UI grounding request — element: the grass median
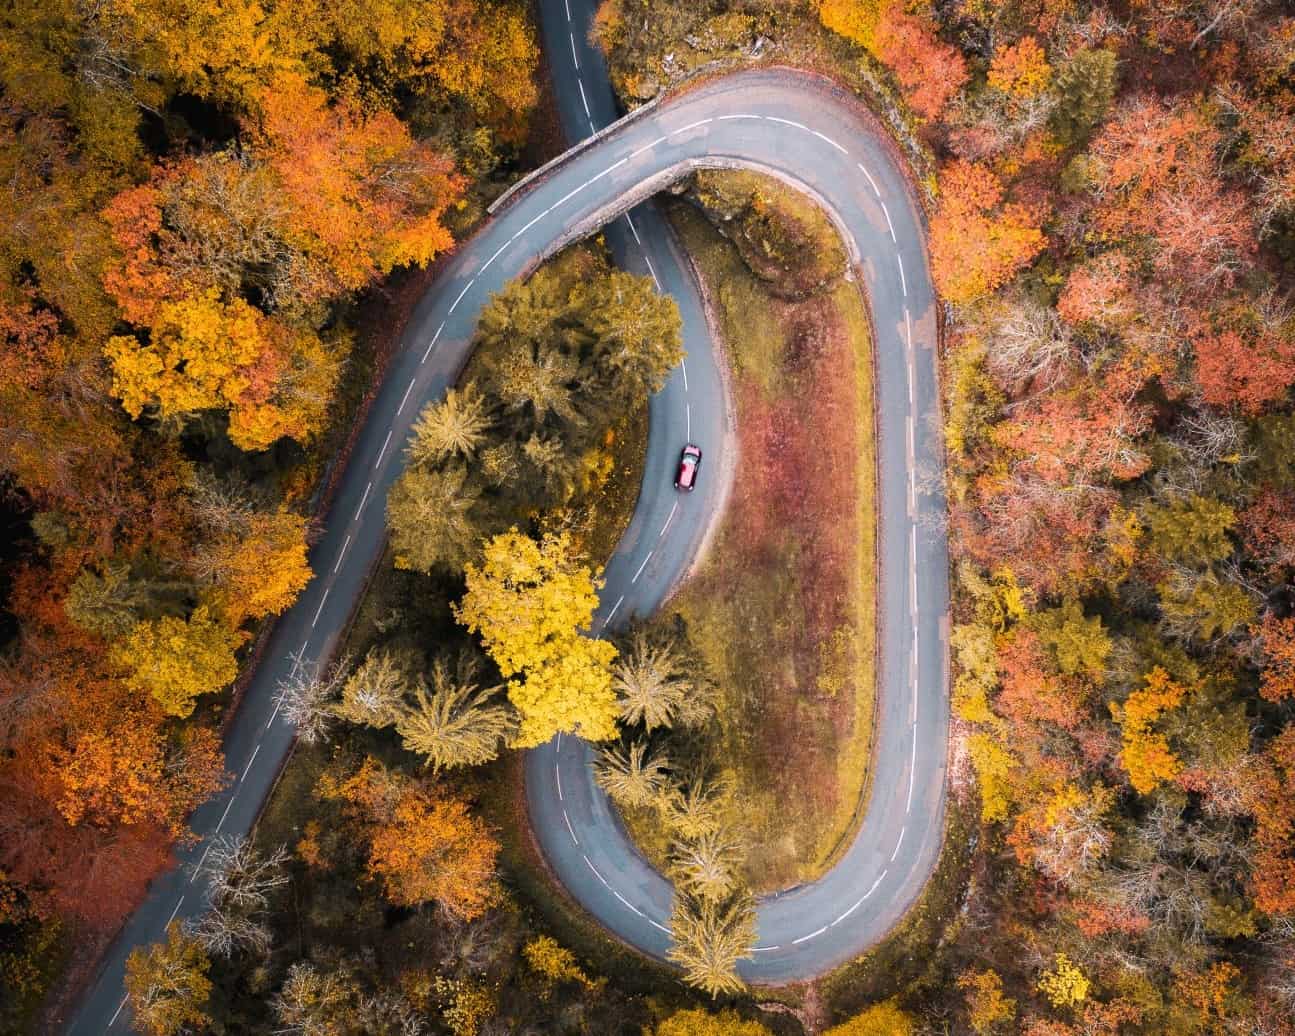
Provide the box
[617,194,878,894]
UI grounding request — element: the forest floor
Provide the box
[620,200,878,894]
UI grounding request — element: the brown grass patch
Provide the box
[662,199,877,892]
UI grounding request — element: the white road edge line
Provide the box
[890,826,906,862]
[643,254,661,290]
[563,808,578,845]
[857,162,881,197]
[333,535,351,573]
[717,113,762,121]
[632,550,653,583]
[166,895,185,925]
[881,201,897,242]
[625,213,642,244]
[564,0,570,19]
[792,925,828,945]
[311,587,330,629]
[241,744,261,782]
[354,481,372,522]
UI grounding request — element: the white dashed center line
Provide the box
[881,201,896,242]
[686,403,692,439]
[376,429,393,467]
[397,377,416,415]
[792,925,828,945]
[890,826,906,862]
[632,550,653,583]
[896,252,907,296]
[680,358,688,391]
[569,33,580,70]
[563,809,578,845]
[333,534,351,573]
[241,745,261,782]
[578,79,591,119]
[555,763,563,801]
[660,500,679,538]
[354,481,372,522]
[110,995,128,1028]
[214,791,238,834]
[422,321,445,364]
[310,587,330,629]
[857,162,881,198]
[604,594,625,628]
[813,129,849,155]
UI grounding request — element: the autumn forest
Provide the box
[3,0,1295,1034]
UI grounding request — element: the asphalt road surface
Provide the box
[68,37,948,1036]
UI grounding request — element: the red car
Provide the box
[675,444,702,491]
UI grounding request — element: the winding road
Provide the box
[67,9,948,1032]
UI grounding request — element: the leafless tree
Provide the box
[188,836,289,957]
[274,650,349,744]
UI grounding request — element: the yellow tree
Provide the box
[105,288,338,451]
[1110,667,1186,794]
[653,1008,772,1036]
[824,1000,915,1036]
[454,529,618,747]
[124,921,212,1036]
[111,606,243,717]
[201,509,313,625]
[958,968,1017,1034]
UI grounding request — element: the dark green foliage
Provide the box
[1048,48,1118,146]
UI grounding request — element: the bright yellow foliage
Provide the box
[1038,953,1090,1009]
[522,935,597,990]
[455,529,619,747]
[653,1008,773,1036]
[111,606,243,717]
[958,968,1017,1034]
[204,510,312,625]
[106,289,263,422]
[105,288,337,451]
[988,37,1052,98]
[817,0,884,54]
[967,731,1016,822]
[824,999,916,1036]
[1111,667,1185,794]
